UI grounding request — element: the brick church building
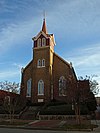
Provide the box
[20,19,90,105]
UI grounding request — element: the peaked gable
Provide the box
[32,31,48,41]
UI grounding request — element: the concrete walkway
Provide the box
[91,120,100,132]
[27,120,63,129]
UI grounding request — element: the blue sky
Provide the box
[0,0,100,92]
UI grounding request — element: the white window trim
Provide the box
[42,38,46,46]
[37,38,41,47]
[37,59,41,67]
[38,80,44,95]
[37,59,45,68]
[42,59,45,67]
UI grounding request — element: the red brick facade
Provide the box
[0,90,19,105]
[20,19,88,104]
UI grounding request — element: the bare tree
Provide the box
[0,81,19,93]
[67,77,96,124]
[79,75,99,95]
[0,81,20,123]
[3,95,20,123]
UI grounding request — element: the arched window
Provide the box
[42,59,45,67]
[38,80,44,95]
[42,38,46,46]
[37,59,41,67]
[59,76,66,96]
[37,38,41,47]
[27,78,32,97]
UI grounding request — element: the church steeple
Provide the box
[42,18,48,34]
[32,17,55,49]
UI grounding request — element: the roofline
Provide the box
[32,31,48,41]
[54,53,70,67]
[71,67,77,80]
[23,60,33,72]
[54,53,77,80]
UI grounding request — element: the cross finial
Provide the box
[42,11,47,34]
[43,10,46,20]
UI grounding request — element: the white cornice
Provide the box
[33,45,50,50]
[32,31,48,41]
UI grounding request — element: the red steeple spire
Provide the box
[42,18,48,34]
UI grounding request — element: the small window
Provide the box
[37,59,41,67]
[38,80,44,95]
[37,38,41,47]
[42,59,45,67]
[42,38,46,46]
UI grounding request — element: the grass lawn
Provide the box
[0,119,33,125]
[63,123,98,130]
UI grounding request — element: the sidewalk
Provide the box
[0,120,66,131]
[26,120,65,130]
[0,120,99,131]
[24,120,92,131]
[91,120,100,132]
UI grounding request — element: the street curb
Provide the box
[0,125,92,131]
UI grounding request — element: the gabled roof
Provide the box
[23,60,33,72]
[32,31,48,41]
[54,53,77,80]
[32,18,48,41]
[54,53,70,67]
[32,19,56,45]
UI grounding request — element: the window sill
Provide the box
[38,94,44,96]
[26,96,31,97]
[37,66,45,68]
